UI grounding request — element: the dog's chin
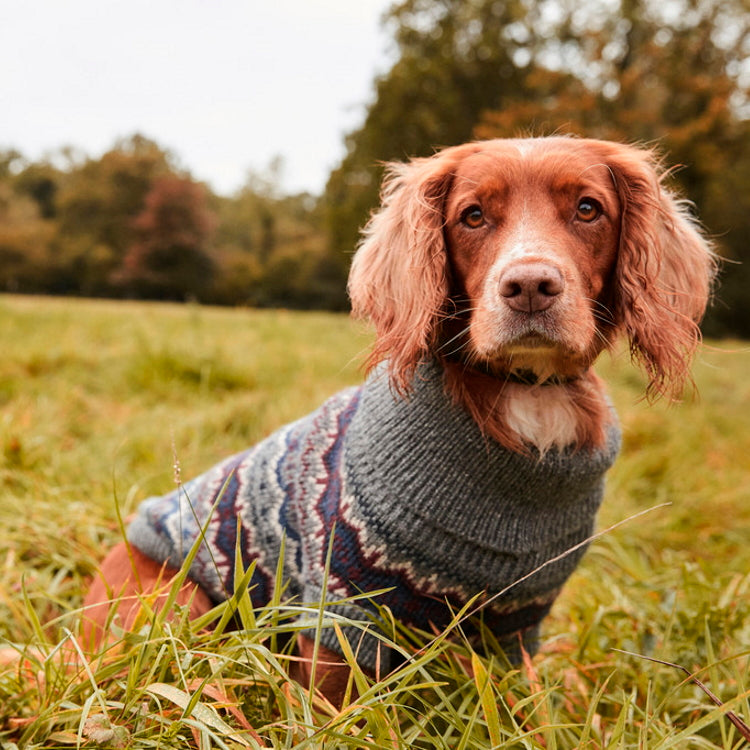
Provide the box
[472,313,579,353]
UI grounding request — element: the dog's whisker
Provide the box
[436,327,472,355]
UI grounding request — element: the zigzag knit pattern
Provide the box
[127,360,621,670]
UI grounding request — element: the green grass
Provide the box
[0,294,748,748]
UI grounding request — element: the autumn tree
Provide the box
[53,134,177,295]
[213,188,338,309]
[0,152,60,292]
[115,176,216,301]
[210,158,339,309]
[0,181,56,292]
[14,161,61,220]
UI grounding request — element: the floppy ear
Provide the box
[348,147,467,391]
[608,144,717,399]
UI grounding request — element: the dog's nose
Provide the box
[498,263,565,313]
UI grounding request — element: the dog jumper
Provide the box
[127,360,621,669]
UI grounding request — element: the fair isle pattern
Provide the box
[128,386,361,608]
[128,361,621,669]
[314,457,564,644]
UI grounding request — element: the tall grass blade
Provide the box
[614,649,750,742]
[472,652,503,747]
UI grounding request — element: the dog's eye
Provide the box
[461,206,485,228]
[576,198,602,222]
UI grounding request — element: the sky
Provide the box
[2,0,395,196]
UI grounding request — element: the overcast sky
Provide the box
[2,0,395,195]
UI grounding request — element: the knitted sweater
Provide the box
[127,361,621,669]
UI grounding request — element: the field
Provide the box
[0,294,748,748]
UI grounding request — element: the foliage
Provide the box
[211,180,348,310]
[0,140,339,309]
[0,296,748,746]
[114,176,217,301]
[52,135,176,297]
[0,184,56,293]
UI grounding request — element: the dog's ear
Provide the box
[348,147,466,391]
[607,144,717,399]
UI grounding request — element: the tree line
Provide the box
[0,136,344,310]
[1,0,748,335]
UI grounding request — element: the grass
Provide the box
[0,293,749,748]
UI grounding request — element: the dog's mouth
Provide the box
[498,327,573,360]
[443,306,594,380]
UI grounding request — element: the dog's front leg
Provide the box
[81,542,214,647]
[82,544,357,705]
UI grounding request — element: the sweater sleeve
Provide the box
[126,449,252,602]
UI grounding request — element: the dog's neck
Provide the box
[440,357,609,454]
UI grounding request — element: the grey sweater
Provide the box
[128,360,621,669]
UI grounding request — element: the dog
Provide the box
[82,137,715,704]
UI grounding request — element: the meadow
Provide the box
[0,294,748,748]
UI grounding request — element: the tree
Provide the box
[14,162,61,220]
[0,152,59,292]
[115,176,216,301]
[213,162,286,263]
[0,182,56,292]
[53,134,177,295]
[0,149,24,179]
[212,162,336,308]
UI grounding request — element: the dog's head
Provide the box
[348,137,716,397]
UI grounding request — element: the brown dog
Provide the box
[83,137,715,704]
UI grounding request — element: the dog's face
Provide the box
[443,141,622,380]
[349,137,715,399]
